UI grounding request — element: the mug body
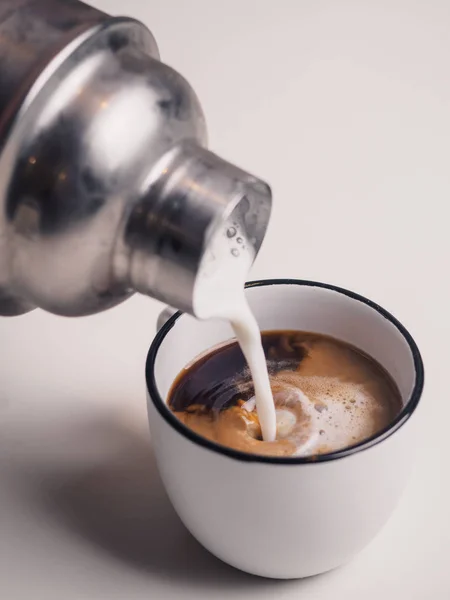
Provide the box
[146,280,424,579]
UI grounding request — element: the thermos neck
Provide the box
[119,141,272,316]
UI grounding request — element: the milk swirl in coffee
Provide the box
[169,331,403,457]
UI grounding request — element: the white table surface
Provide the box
[0,1,448,598]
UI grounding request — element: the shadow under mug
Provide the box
[146,279,424,579]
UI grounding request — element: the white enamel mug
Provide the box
[146,280,424,579]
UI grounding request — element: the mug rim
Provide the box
[146,279,424,464]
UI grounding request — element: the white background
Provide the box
[0,0,448,598]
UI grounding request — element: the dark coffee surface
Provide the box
[169,331,309,412]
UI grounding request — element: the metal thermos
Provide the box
[0,0,271,317]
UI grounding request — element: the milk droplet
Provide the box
[227,227,237,238]
[231,248,240,257]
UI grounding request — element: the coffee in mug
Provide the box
[169,330,402,457]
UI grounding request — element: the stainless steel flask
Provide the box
[0,0,271,317]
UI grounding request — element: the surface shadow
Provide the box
[17,415,297,590]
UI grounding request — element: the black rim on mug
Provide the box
[146,279,425,464]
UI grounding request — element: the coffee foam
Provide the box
[243,372,392,455]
